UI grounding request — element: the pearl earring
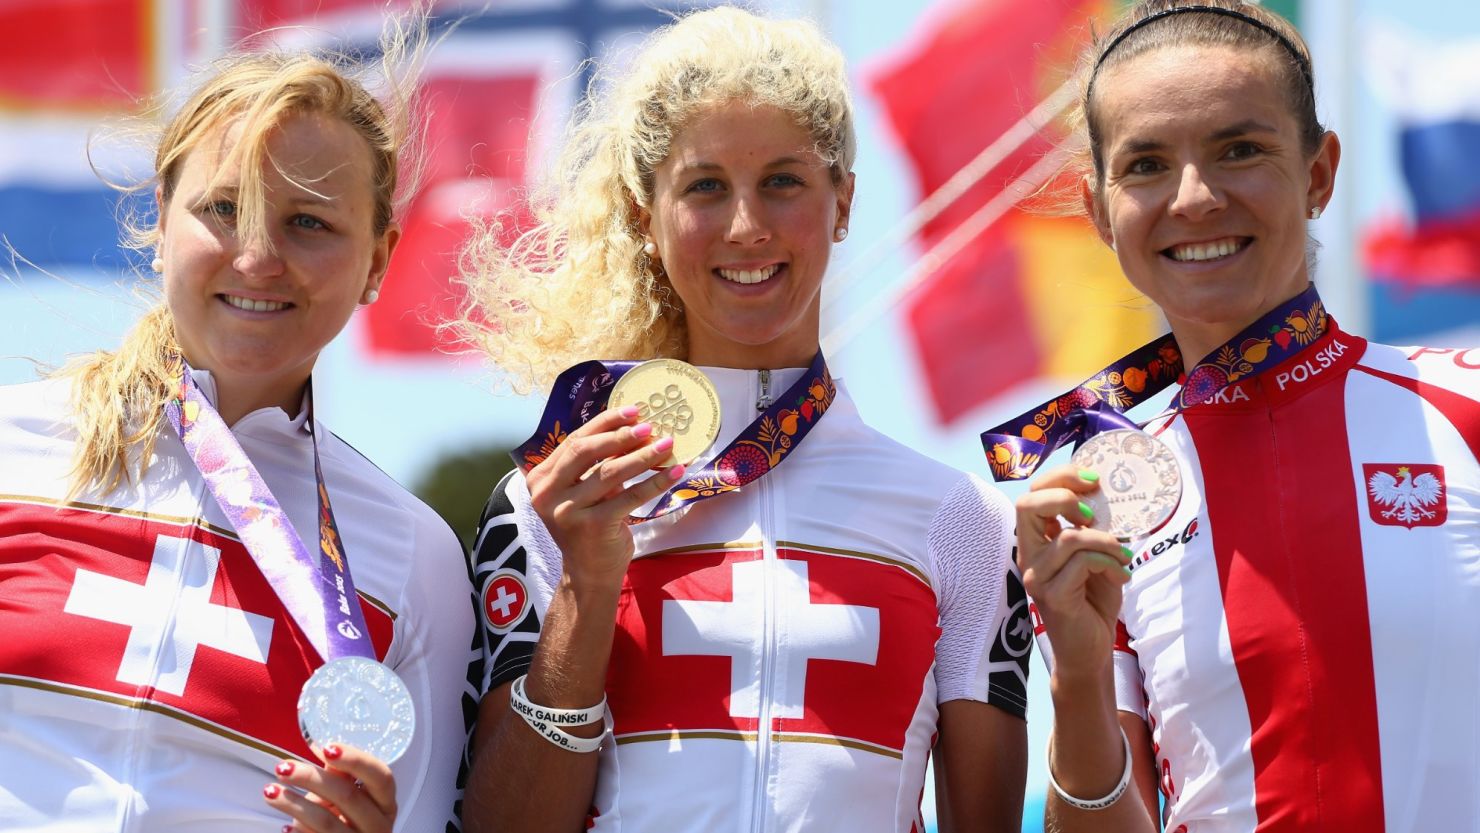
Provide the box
[1309,206,1322,221]
[363,289,380,305]
[151,258,164,273]
[834,227,848,242]
[642,241,657,257]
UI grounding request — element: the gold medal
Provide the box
[608,359,721,466]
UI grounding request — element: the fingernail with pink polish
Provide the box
[632,422,654,439]
[263,783,282,800]
[620,405,640,419]
[668,464,687,481]
[653,436,674,452]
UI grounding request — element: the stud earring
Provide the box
[834,227,848,242]
[151,258,164,273]
[642,241,657,257]
[363,289,380,305]
[1309,206,1322,221]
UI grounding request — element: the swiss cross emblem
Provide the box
[606,546,941,755]
[483,571,529,632]
[1364,463,1447,528]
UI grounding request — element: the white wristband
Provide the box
[1046,725,1133,811]
[510,675,605,754]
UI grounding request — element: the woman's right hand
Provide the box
[525,405,685,590]
[1015,465,1133,680]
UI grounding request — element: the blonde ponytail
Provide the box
[53,305,180,499]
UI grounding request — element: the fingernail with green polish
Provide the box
[1121,545,1134,561]
[1078,501,1094,520]
[1079,469,1100,483]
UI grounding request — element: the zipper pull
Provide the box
[757,369,772,412]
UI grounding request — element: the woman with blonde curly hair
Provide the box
[0,15,472,833]
[459,7,1029,832]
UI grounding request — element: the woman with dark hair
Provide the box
[1005,2,1480,831]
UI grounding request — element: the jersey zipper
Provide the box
[751,368,778,833]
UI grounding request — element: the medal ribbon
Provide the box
[164,360,373,663]
[513,352,836,520]
[980,285,1329,481]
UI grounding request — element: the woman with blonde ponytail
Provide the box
[0,14,472,833]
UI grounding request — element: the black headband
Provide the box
[1090,5,1315,96]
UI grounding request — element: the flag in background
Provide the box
[867,0,1162,426]
[1362,30,1480,342]
[0,0,163,271]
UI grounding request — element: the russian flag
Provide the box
[1362,30,1480,340]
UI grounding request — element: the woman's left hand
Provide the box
[264,743,397,832]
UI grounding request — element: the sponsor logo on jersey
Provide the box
[0,500,394,758]
[606,545,939,756]
[1129,518,1200,570]
[482,571,530,633]
[1363,463,1447,528]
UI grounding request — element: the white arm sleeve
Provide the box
[930,473,1031,718]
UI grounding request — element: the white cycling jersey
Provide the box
[0,371,476,832]
[471,366,1030,833]
[1038,325,1480,832]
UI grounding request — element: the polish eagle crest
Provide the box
[1366,465,1446,528]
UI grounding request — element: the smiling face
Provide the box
[159,111,397,419]
[1086,45,1338,361]
[642,100,853,369]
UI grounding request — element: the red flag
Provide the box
[367,73,540,355]
[869,0,1156,424]
[0,0,150,109]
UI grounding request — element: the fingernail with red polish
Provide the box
[667,464,686,481]
[324,744,343,760]
[263,783,282,800]
[620,405,640,419]
[275,760,294,777]
[283,825,295,833]
[632,422,654,439]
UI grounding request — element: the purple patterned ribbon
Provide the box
[164,362,373,663]
[981,285,1329,481]
[514,352,836,520]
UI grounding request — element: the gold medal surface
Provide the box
[608,359,721,466]
[1070,429,1183,542]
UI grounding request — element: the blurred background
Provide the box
[1,0,1476,828]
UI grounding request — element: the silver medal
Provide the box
[1071,429,1183,541]
[298,656,415,764]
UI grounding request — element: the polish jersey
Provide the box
[1092,326,1479,832]
[0,372,477,832]
[471,366,1030,833]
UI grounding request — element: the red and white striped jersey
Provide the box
[1104,326,1480,832]
[471,367,1030,833]
[0,373,475,832]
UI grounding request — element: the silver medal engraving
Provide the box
[1070,429,1183,541]
[298,656,415,764]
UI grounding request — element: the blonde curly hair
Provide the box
[53,13,426,499]
[453,5,855,393]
